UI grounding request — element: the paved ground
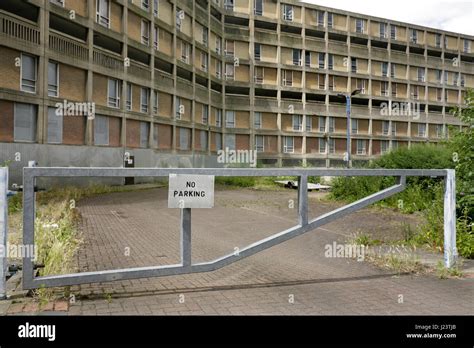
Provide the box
[59,187,472,315]
[3,186,473,315]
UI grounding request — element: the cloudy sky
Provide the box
[301,0,474,35]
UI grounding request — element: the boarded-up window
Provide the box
[140,121,149,148]
[47,107,63,144]
[200,131,208,151]
[225,134,235,150]
[94,115,109,145]
[14,103,37,142]
[179,127,190,150]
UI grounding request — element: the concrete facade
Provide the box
[0,0,473,179]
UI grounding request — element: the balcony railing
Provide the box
[49,32,88,61]
[0,11,40,45]
[93,48,124,71]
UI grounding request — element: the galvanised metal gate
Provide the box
[20,167,457,290]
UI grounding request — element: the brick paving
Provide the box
[6,187,473,315]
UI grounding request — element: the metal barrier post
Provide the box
[181,208,192,267]
[0,167,8,299]
[298,175,308,226]
[444,169,457,268]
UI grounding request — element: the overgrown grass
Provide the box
[329,144,474,259]
[8,183,164,302]
[215,176,322,190]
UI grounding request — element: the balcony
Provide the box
[49,31,88,61]
[0,11,40,45]
[93,47,123,71]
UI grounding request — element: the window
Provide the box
[224,0,234,10]
[47,107,62,144]
[225,134,235,150]
[153,90,158,114]
[225,40,234,57]
[14,103,37,142]
[179,128,190,150]
[215,133,222,151]
[96,0,110,27]
[328,76,334,91]
[351,119,358,134]
[391,122,397,136]
[392,141,399,149]
[319,53,325,69]
[254,0,263,16]
[444,71,449,85]
[453,72,459,86]
[410,29,418,44]
[216,60,222,79]
[283,136,294,153]
[225,63,235,80]
[255,66,264,83]
[180,40,191,63]
[356,79,366,94]
[381,81,388,96]
[94,115,109,146]
[327,54,333,70]
[176,8,184,31]
[328,117,335,133]
[412,85,419,100]
[282,4,294,21]
[254,112,262,129]
[306,116,312,132]
[436,124,444,138]
[318,116,325,132]
[355,19,364,33]
[464,39,471,53]
[141,20,150,46]
[140,88,149,113]
[356,139,366,155]
[436,88,442,102]
[390,64,396,78]
[21,54,37,93]
[460,74,465,87]
[418,67,425,82]
[436,70,442,83]
[282,70,293,86]
[175,97,183,119]
[319,138,326,154]
[153,0,159,17]
[153,25,159,50]
[226,111,235,128]
[417,124,426,137]
[328,138,335,154]
[327,13,333,28]
[444,36,448,49]
[48,62,58,97]
[202,27,208,46]
[255,135,264,152]
[317,10,324,27]
[142,0,149,11]
[50,0,65,6]
[390,25,397,40]
[351,57,357,73]
[305,51,311,67]
[107,79,120,108]
[140,122,149,148]
[380,23,387,38]
[382,121,390,135]
[202,105,209,124]
[254,43,261,61]
[201,52,208,71]
[381,140,389,154]
[381,62,388,77]
[293,49,302,66]
[126,83,132,111]
[216,36,222,55]
[435,33,441,48]
[392,83,398,97]
[216,109,222,127]
[318,74,325,89]
[292,115,302,131]
[200,131,208,151]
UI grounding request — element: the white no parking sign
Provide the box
[168,174,215,209]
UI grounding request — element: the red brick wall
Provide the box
[0,100,14,142]
[126,119,140,148]
[63,116,86,145]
